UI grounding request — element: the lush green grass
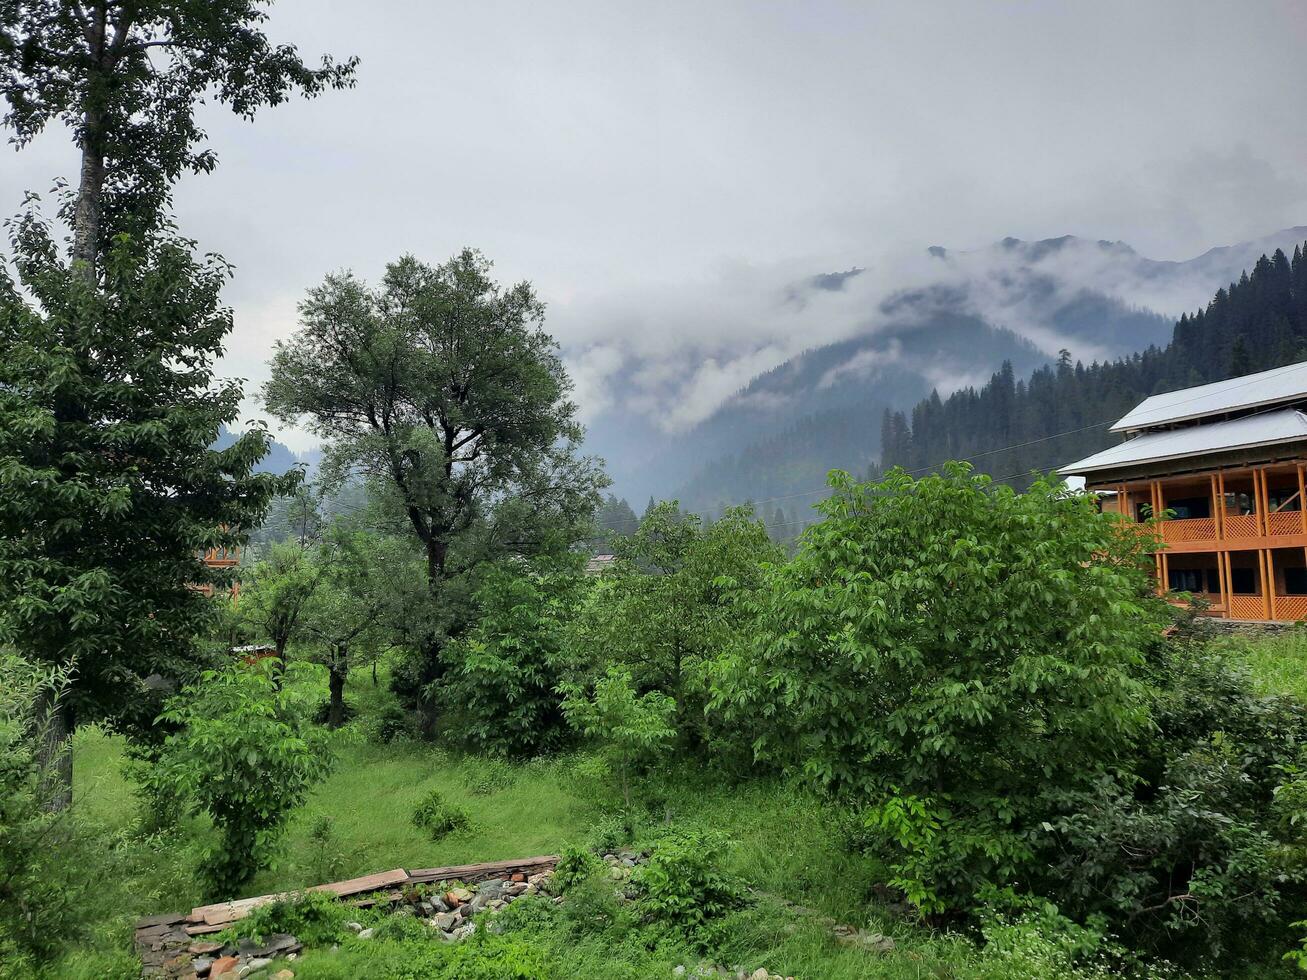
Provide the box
[51,634,1307,978]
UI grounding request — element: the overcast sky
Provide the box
[4,0,1306,449]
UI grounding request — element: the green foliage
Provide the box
[462,757,516,796]
[1034,636,1307,964]
[441,557,590,755]
[0,0,356,261]
[632,831,746,933]
[154,660,336,895]
[0,218,295,756]
[562,667,676,810]
[0,652,81,967]
[235,540,323,658]
[567,503,780,749]
[553,845,603,892]
[229,890,354,948]
[264,250,608,726]
[411,789,471,841]
[290,928,556,980]
[717,465,1166,915]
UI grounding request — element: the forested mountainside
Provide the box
[880,241,1307,485]
[630,228,1307,514]
[214,423,305,475]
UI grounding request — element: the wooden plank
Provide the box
[188,868,410,926]
[407,855,558,884]
[135,912,186,930]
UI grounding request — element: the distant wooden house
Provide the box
[1061,360,1307,620]
[584,554,618,576]
[197,544,240,598]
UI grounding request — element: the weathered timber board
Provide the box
[187,867,410,926]
[406,854,558,884]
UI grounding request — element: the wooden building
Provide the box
[1061,361,1307,621]
[198,544,240,597]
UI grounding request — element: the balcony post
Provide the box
[1210,473,1223,539]
[1255,469,1269,537]
[1216,537,1229,615]
[1298,464,1306,535]
[1261,549,1274,620]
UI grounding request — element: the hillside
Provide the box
[582,227,1307,512]
[881,239,1307,485]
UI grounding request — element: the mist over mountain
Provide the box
[577,226,1307,511]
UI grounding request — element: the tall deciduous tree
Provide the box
[0,219,294,808]
[264,250,608,729]
[0,0,357,277]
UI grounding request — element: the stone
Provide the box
[751,971,769,980]
[192,957,215,976]
[488,899,506,910]
[511,873,526,882]
[189,942,224,956]
[524,883,538,896]
[271,973,295,980]
[478,878,507,899]
[417,901,434,915]
[239,959,272,978]
[210,957,239,977]
[622,857,636,867]
[344,921,363,934]
[609,866,628,880]
[446,887,473,905]
[433,912,459,932]
[429,895,451,913]
[674,967,687,977]
[458,901,475,919]
[504,882,528,896]
[357,928,374,940]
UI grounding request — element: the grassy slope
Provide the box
[57,632,1307,978]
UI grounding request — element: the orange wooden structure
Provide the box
[1062,362,1307,621]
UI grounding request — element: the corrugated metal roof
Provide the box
[1061,408,1307,476]
[1111,360,1307,432]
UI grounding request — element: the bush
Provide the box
[440,558,588,757]
[229,890,354,947]
[154,659,336,895]
[561,667,676,811]
[552,845,603,892]
[716,466,1166,915]
[631,830,746,931]
[1031,637,1307,964]
[411,789,471,841]
[0,653,81,968]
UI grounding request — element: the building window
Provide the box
[1284,568,1307,595]
[1230,567,1258,594]
[1167,496,1211,520]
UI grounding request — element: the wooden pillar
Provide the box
[1223,551,1234,619]
[1260,549,1274,620]
[1210,473,1222,539]
[1298,464,1306,534]
[1256,469,1269,537]
[1215,539,1229,615]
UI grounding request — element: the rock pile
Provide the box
[386,868,556,942]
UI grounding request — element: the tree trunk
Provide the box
[371,660,378,685]
[34,689,73,812]
[327,662,347,729]
[72,110,106,279]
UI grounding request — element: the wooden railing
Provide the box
[1159,518,1217,543]
[1221,514,1259,539]
[1274,596,1307,621]
[1267,511,1304,536]
[1228,595,1267,619]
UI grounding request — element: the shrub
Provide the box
[0,653,81,967]
[631,830,746,931]
[584,812,631,854]
[552,845,603,892]
[715,466,1166,915]
[230,890,354,947]
[1032,638,1307,964]
[411,789,471,841]
[154,659,336,895]
[561,667,676,811]
[440,558,589,757]
[304,815,352,885]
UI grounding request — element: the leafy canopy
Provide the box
[717,464,1167,912]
